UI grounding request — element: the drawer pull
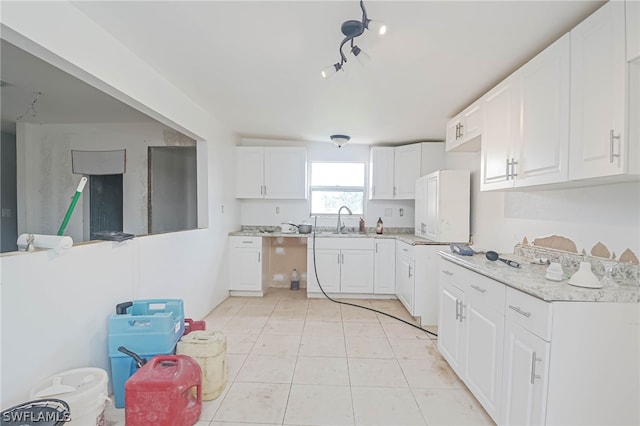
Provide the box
[442,270,454,276]
[530,352,542,384]
[508,305,531,318]
[242,240,254,244]
[470,285,486,293]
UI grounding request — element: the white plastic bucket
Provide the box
[177,330,227,400]
[29,368,109,426]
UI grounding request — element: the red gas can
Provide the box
[125,355,202,426]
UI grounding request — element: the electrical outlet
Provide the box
[384,208,392,217]
[276,206,280,214]
[399,208,404,217]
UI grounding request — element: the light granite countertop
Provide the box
[438,250,639,303]
[228,229,456,246]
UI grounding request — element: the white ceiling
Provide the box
[3,1,605,145]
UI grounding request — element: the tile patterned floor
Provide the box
[105,288,494,426]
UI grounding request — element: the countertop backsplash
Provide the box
[515,243,639,286]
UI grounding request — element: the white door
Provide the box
[263,147,307,199]
[340,249,375,293]
[230,246,262,291]
[464,300,504,421]
[369,147,395,199]
[309,249,341,293]
[438,280,465,377]
[424,173,439,241]
[517,33,570,187]
[501,322,550,426]
[374,240,396,294]
[481,74,520,191]
[235,147,264,198]
[569,1,627,179]
[394,144,422,199]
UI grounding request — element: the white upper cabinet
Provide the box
[569,1,629,180]
[236,146,307,199]
[394,143,423,199]
[369,147,395,199]
[517,33,571,187]
[370,142,444,200]
[446,101,482,152]
[481,34,570,191]
[627,0,640,61]
[481,72,521,191]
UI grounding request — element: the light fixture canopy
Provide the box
[330,134,351,148]
[321,0,386,78]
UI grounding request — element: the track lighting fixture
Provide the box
[330,134,351,148]
[321,0,386,78]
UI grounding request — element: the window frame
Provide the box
[309,161,366,216]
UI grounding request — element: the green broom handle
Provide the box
[57,176,88,236]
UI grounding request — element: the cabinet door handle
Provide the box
[506,158,511,180]
[375,243,378,254]
[530,352,542,384]
[455,123,460,139]
[508,305,531,318]
[338,253,341,264]
[455,299,460,321]
[442,270,453,276]
[258,252,261,262]
[470,284,486,293]
[610,129,621,163]
[393,186,397,196]
[341,253,344,264]
[511,158,518,178]
[408,265,413,278]
[459,123,464,138]
[260,185,263,195]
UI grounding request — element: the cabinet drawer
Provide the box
[466,273,506,314]
[396,242,414,259]
[439,260,473,287]
[231,236,262,247]
[311,237,374,250]
[505,287,553,341]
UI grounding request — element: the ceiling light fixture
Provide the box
[321,0,386,79]
[330,134,351,148]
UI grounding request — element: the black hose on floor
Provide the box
[311,216,437,338]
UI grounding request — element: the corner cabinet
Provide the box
[235,146,307,199]
[229,236,266,295]
[369,142,445,200]
[569,1,635,180]
[438,257,639,425]
[415,170,470,243]
[306,238,374,295]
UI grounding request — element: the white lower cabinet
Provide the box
[374,239,396,294]
[438,257,640,425]
[395,242,415,313]
[501,320,549,426]
[229,236,265,295]
[306,238,374,294]
[397,243,449,327]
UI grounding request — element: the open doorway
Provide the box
[148,146,197,234]
[89,174,123,240]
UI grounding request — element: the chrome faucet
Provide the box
[336,205,353,234]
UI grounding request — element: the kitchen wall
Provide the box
[16,122,184,242]
[446,151,640,258]
[0,2,240,407]
[238,138,418,230]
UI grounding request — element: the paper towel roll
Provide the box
[17,234,74,251]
